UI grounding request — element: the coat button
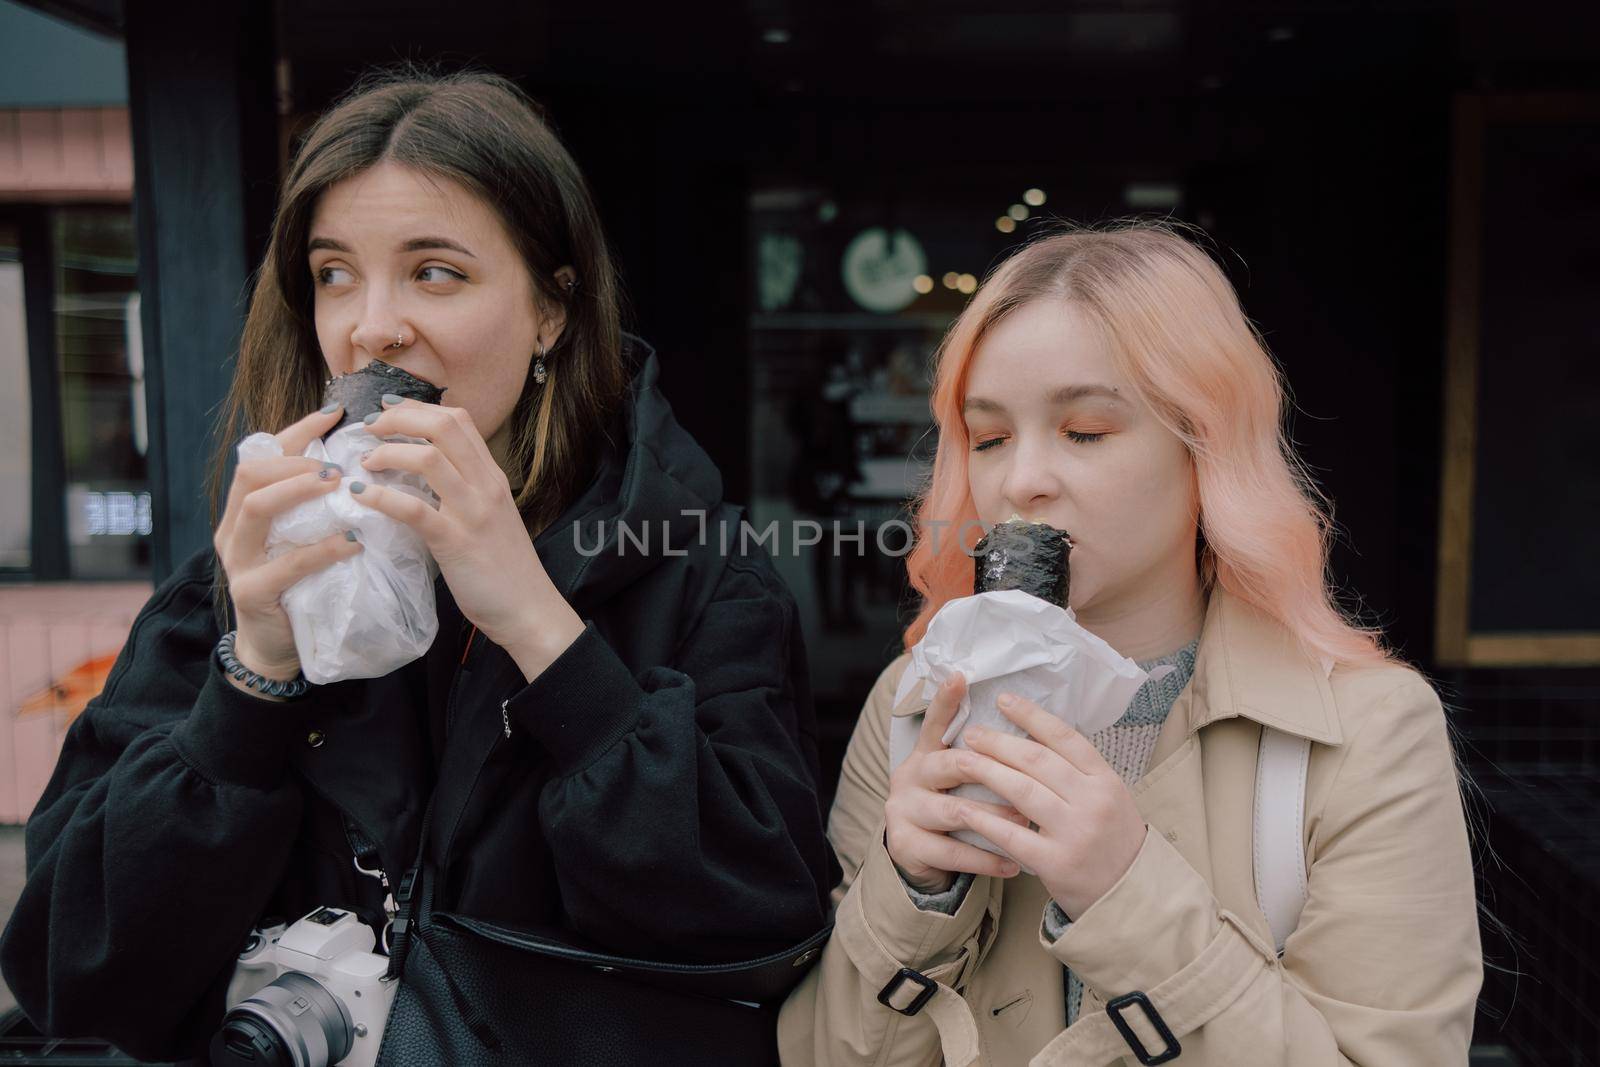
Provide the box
[306,729,326,748]
[793,948,820,967]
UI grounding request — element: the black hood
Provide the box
[531,336,728,612]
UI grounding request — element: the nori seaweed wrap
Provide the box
[322,361,445,435]
[973,515,1073,608]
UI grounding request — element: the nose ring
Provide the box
[389,332,405,350]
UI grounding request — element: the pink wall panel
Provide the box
[0,583,151,824]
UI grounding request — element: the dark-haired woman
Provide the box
[0,70,832,1060]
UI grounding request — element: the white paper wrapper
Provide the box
[236,423,439,684]
[888,589,1163,865]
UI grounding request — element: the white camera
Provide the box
[210,907,397,1067]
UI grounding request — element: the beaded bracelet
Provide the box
[216,630,313,699]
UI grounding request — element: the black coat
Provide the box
[0,345,835,1062]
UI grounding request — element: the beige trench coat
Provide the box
[779,586,1482,1066]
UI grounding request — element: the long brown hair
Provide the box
[208,66,628,630]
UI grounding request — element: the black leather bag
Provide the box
[373,856,831,1066]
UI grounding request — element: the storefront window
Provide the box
[749,188,976,705]
[749,181,1078,713]
[0,220,28,571]
[53,209,148,578]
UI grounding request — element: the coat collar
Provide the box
[1178,585,1344,746]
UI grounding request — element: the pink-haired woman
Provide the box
[780,223,1482,1066]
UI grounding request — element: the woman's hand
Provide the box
[956,693,1149,920]
[216,403,364,688]
[351,397,584,681]
[884,672,1030,893]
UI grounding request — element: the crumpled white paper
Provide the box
[236,422,439,685]
[888,589,1169,863]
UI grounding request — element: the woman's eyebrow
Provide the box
[399,236,476,257]
[963,384,1128,414]
[306,236,477,258]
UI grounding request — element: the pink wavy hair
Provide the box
[901,221,1391,670]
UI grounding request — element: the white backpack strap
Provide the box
[1253,725,1311,957]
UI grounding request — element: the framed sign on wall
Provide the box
[1435,92,1600,667]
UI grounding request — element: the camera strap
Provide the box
[382,795,504,1051]
[384,796,433,981]
[345,819,398,920]
[385,655,505,980]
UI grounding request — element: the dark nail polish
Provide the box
[350,481,366,494]
[344,530,358,542]
[317,468,334,481]
[362,412,381,425]
[381,393,402,406]
[320,402,340,414]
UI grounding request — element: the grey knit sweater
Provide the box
[901,637,1201,1028]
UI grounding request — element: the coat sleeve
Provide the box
[510,552,834,962]
[778,655,1004,1067]
[1033,675,1483,1067]
[0,554,335,1062]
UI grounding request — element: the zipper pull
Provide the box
[500,698,512,739]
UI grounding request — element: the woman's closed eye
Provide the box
[971,429,1108,452]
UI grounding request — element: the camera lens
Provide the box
[209,972,353,1067]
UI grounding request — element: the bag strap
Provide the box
[1253,725,1311,957]
[385,796,435,980]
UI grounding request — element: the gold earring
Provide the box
[534,343,547,386]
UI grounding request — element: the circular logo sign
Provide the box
[841,227,927,313]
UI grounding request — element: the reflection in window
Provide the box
[749,189,957,705]
[54,209,147,578]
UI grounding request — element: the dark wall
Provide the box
[1189,79,1454,666]
[1469,116,1600,634]
[551,95,754,505]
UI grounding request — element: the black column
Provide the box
[125,0,278,581]
[15,205,67,579]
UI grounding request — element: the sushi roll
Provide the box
[973,514,1073,609]
[322,361,445,435]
